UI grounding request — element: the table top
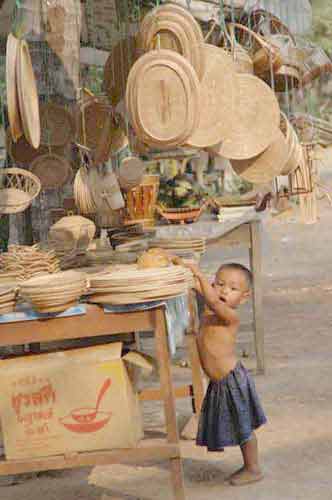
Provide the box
[155,208,263,241]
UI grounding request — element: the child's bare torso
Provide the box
[198,310,238,381]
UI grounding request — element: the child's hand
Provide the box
[182,261,201,277]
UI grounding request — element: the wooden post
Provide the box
[249,220,265,374]
[154,307,186,500]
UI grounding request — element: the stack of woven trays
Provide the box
[88,265,191,305]
[19,271,87,313]
[0,245,60,281]
[0,285,18,314]
[149,238,206,258]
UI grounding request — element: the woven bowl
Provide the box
[0,168,41,214]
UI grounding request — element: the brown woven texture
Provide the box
[77,99,113,165]
[30,153,72,190]
[103,36,138,106]
[40,103,75,147]
[6,128,65,167]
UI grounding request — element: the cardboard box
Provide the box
[0,343,152,460]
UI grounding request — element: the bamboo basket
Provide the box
[156,204,206,225]
[0,168,41,214]
[123,175,160,228]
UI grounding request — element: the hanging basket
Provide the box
[0,167,41,214]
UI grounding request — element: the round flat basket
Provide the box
[6,128,65,166]
[103,36,138,106]
[16,40,40,149]
[139,4,204,80]
[230,129,288,184]
[212,73,280,160]
[30,153,72,190]
[118,156,145,191]
[126,49,200,149]
[6,33,23,142]
[40,103,75,147]
[77,100,112,165]
[0,167,41,214]
[186,45,238,148]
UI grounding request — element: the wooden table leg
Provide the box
[249,220,265,374]
[187,334,205,415]
[154,308,186,500]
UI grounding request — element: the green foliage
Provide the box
[311,0,332,53]
[0,216,9,252]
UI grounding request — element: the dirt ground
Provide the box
[2,200,332,500]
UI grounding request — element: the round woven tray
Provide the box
[118,156,145,191]
[0,167,41,214]
[103,36,138,106]
[126,49,200,149]
[6,33,23,142]
[186,45,238,149]
[212,73,280,160]
[6,129,65,166]
[139,4,204,80]
[231,129,288,184]
[16,40,40,149]
[30,153,72,190]
[40,103,75,147]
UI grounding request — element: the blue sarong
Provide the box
[196,362,267,452]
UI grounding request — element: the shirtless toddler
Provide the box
[186,261,267,486]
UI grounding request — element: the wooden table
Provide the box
[0,303,205,500]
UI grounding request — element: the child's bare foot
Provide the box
[228,467,263,486]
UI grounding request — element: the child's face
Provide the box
[214,268,250,309]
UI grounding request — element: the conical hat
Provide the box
[230,129,288,184]
[212,74,280,160]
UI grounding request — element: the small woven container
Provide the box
[123,175,160,228]
[156,205,206,225]
[0,168,41,214]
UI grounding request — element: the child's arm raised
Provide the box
[185,263,239,326]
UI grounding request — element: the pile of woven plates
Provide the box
[124,4,305,184]
[88,265,191,305]
[0,245,60,281]
[19,271,87,313]
[0,285,18,314]
[149,237,206,257]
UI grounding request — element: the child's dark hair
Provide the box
[217,263,253,288]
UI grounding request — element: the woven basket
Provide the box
[156,205,206,225]
[30,153,72,190]
[123,175,160,228]
[231,23,282,77]
[0,167,41,214]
